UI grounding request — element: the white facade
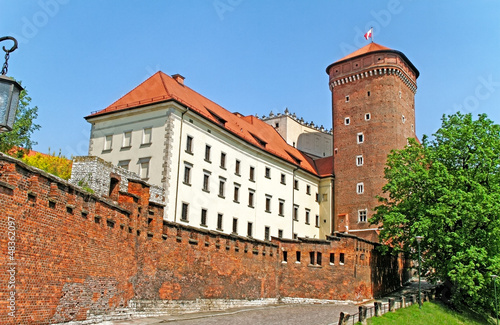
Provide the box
[88,103,331,241]
[262,111,333,158]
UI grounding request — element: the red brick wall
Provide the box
[0,155,405,324]
[327,51,418,240]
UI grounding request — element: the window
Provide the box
[265,195,272,213]
[205,145,211,162]
[345,95,350,102]
[358,209,367,222]
[264,226,270,241]
[305,209,310,224]
[306,185,311,195]
[357,182,364,194]
[122,131,132,148]
[142,128,152,145]
[218,178,225,197]
[232,218,238,234]
[296,251,301,263]
[233,184,240,203]
[367,91,371,97]
[309,251,315,265]
[183,164,192,185]
[402,115,406,123]
[247,222,253,237]
[330,253,335,265]
[357,132,364,144]
[293,233,298,240]
[344,117,350,125]
[317,252,322,266]
[203,173,210,192]
[220,152,226,168]
[294,180,299,190]
[356,155,363,166]
[186,135,193,153]
[315,193,319,202]
[217,213,223,230]
[181,203,189,221]
[118,160,130,171]
[283,251,288,262]
[280,173,286,184]
[275,122,280,128]
[315,215,320,227]
[365,113,371,121]
[235,160,240,175]
[201,209,207,226]
[278,229,283,238]
[249,166,255,181]
[104,135,112,151]
[340,253,345,265]
[265,167,271,178]
[248,190,255,208]
[278,200,284,216]
[411,124,414,132]
[293,205,299,221]
[139,158,150,179]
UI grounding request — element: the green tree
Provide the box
[22,149,72,180]
[372,112,500,314]
[0,82,41,157]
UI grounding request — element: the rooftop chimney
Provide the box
[172,74,185,85]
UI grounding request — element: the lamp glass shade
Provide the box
[0,75,23,133]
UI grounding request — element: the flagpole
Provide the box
[371,26,373,43]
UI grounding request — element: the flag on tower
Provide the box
[364,28,373,41]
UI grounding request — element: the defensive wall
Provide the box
[0,154,409,324]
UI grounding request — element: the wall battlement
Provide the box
[0,154,407,324]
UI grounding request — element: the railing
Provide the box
[338,287,439,324]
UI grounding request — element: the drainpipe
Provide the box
[173,107,189,223]
[291,166,299,238]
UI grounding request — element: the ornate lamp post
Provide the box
[0,36,23,133]
[415,235,423,309]
[492,275,499,325]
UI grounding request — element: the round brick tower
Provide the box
[326,43,419,241]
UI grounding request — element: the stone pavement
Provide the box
[97,280,433,325]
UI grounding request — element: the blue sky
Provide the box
[2,1,500,157]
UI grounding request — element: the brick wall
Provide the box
[0,154,406,324]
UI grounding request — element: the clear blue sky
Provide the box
[2,1,500,157]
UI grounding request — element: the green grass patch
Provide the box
[366,301,491,325]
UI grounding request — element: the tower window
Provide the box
[345,95,350,102]
[402,115,406,123]
[358,209,367,222]
[365,113,371,121]
[367,91,371,97]
[357,182,364,194]
[344,117,350,125]
[357,133,364,144]
[356,155,363,166]
[411,124,414,131]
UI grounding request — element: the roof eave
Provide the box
[326,49,419,78]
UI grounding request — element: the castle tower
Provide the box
[326,43,419,241]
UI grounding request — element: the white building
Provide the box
[84,72,333,240]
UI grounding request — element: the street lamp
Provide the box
[492,275,499,325]
[0,36,23,133]
[415,235,423,309]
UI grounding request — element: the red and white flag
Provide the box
[364,28,373,40]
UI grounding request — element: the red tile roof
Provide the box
[86,72,330,176]
[336,42,391,62]
[313,156,333,177]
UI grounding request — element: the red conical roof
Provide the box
[336,42,391,62]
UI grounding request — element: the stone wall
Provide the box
[0,154,406,324]
[69,156,165,205]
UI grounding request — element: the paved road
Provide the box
[100,303,360,325]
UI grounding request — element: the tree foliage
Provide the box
[22,150,72,180]
[372,112,500,313]
[0,83,41,156]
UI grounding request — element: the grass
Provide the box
[366,301,492,325]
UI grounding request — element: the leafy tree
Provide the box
[0,82,41,156]
[372,112,500,314]
[22,149,72,180]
